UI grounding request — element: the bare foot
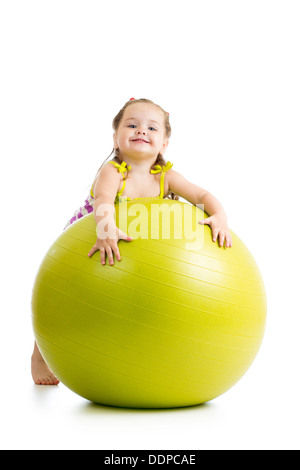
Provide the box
[31,342,60,385]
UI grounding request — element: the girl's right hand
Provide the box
[88,227,133,265]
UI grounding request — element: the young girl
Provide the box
[31,97,232,385]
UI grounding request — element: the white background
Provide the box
[1,0,299,450]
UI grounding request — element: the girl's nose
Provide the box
[137,127,147,135]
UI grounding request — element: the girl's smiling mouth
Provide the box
[132,139,150,143]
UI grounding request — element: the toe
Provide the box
[48,375,59,385]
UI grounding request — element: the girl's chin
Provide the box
[121,148,155,158]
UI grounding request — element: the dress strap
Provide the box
[108,160,131,197]
[108,160,132,177]
[90,160,131,199]
[150,161,173,198]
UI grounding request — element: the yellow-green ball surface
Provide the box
[32,199,266,408]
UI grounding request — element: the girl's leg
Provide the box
[31,341,60,385]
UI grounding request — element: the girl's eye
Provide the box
[128,125,157,131]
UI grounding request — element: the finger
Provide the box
[88,245,98,257]
[100,247,106,265]
[219,233,225,247]
[112,244,122,262]
[198,217,211,225]
[212,229,219,243]
[226,234,233,248]
[106,246,114,266]
[110,241,121,262]
[118,230,133,241]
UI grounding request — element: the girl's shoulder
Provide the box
[91,161,124,198]
[95,161,122,181]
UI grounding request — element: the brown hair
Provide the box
[94,98,179,200]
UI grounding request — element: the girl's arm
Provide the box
[88,164,133,264]
[167,169,232,248]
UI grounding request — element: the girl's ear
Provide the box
[160,139,169,155]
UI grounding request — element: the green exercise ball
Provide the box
[32,199,266,408]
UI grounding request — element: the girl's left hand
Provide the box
[199,214,233,248]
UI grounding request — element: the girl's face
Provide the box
[113,103,169,160]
